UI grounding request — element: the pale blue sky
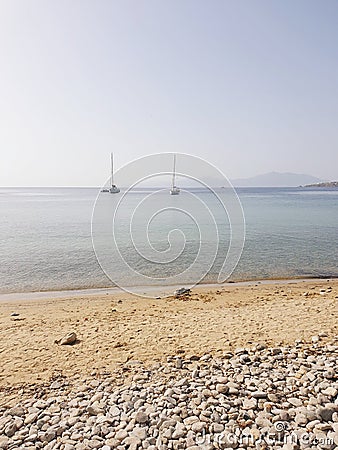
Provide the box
[0,0,337,186]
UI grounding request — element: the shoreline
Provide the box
[0,276,336,302]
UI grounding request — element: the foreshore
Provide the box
[0,279,337,404]
[0,279,337,449]
[0,276,335,302]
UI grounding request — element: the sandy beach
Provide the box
[0,279,337,407]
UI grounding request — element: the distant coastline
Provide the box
[303,181,338,188]
[231,171,322,187]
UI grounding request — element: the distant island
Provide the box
[231,171,322,187]
[303,181,338,188]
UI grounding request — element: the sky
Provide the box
[0,0,337,186]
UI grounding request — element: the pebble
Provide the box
[24,413,38,425]
[58,332,77,345]
[318,406,337,422]
[134,411,149,424]
[0,338,337,449]
[252,391,267,399]
[288,397,303,407]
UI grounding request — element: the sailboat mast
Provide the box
[172,154,176,188]
[111,153,114,187]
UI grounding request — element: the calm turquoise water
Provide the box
[0,187,337,293]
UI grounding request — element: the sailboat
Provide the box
[101,153,120,193]
[109,153,120,193]
[170,153,180,195]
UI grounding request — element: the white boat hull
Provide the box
[170,188,180,195]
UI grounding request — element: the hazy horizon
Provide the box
[1,0,338,186]
[0,170,329,188]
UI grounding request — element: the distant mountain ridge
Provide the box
[231,172,323,187]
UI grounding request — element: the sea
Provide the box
[0,186,337,294]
